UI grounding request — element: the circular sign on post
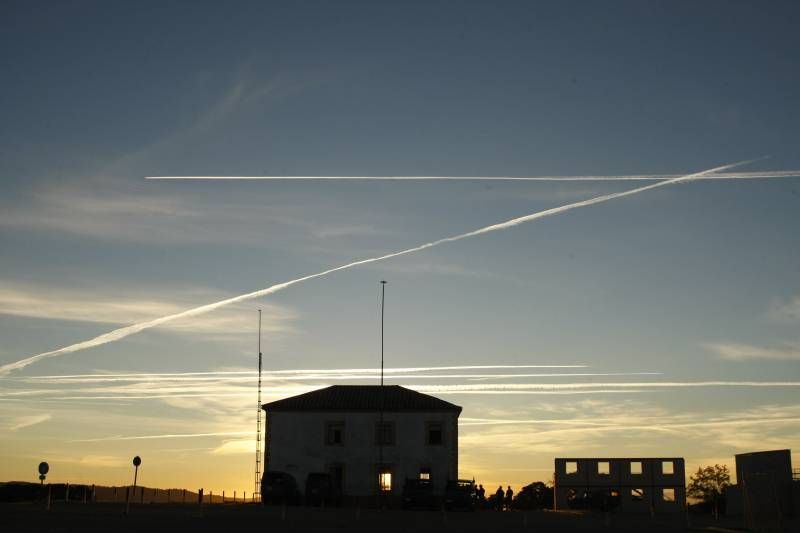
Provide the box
[133,456,141,467]
[38,462,49,475]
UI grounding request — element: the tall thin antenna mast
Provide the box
[254,309,263,499]
[380,280,387,387]
[378,280,387,501]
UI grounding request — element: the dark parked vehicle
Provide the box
[444,479,477,511]
[261,471,301,505]
[305,472,341,506]
[401,478,436,510]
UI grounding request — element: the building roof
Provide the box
[262,385,462,414]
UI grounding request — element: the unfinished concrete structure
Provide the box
[554,457,686,513]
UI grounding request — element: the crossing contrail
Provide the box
[0,158,760,375]
[145,169,797,181]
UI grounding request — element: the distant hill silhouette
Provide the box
[0,482,247,504]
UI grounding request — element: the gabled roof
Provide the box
[262,385,462,414]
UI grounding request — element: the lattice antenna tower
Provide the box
[253,309,263,499]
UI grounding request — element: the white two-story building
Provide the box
[262,385,462,500]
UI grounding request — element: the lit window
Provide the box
[630,461,642,475]
[662,488,675,502]
[598,461,610,475]
[662,461,674,475]
[565,461,578,474]
[419,468,431,480]
[631,488,644,501]
[426,422,443,445]
[325,422,344,445]
[379,470,392,492]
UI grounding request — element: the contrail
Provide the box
[410,381,800,393]
[0,158,759,375]
[145,169,798,181]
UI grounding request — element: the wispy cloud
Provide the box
[769,294,800,322]
[0,281,296,337]
[210,439,255,455]
[704,341,800,361]
[9,413,51,431]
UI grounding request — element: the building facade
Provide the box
[262,385,461,500]
[554,457,686,513]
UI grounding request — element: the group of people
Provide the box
[474,484,514,510]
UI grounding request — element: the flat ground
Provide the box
[2,502,788,532]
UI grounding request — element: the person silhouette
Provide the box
[494,486,504,511]
[477,484,485,503]
[505,486,514,511]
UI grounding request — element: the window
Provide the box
[598,461,610,475]
[375,422,395,445]
[565,461,578,474]
[379,469,392,492]
[662,488,675,502]
[426,422,443,445]
[662,461,674,475]
[631,488,644,501]
[325,421,344,445]
[329,464,344,490]
[630,461,642,475]
[419,467,431,481]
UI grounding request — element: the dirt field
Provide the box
[5,501,787,533]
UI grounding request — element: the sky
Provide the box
[1,0,799,494]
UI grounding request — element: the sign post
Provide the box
[126,456,141,515]
[38,462,50,511]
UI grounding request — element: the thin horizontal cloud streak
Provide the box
[72,430,252,442]
[17,371,660,385]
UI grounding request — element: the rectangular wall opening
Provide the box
[662,461,674,475]
[662,488,675,502]
[565,461,578,474]
[598,461,610,475]
[631,488,644,501]
[630,461,642,475]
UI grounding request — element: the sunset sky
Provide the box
[1,1,799,494]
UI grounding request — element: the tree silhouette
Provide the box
[687,464,731,518]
